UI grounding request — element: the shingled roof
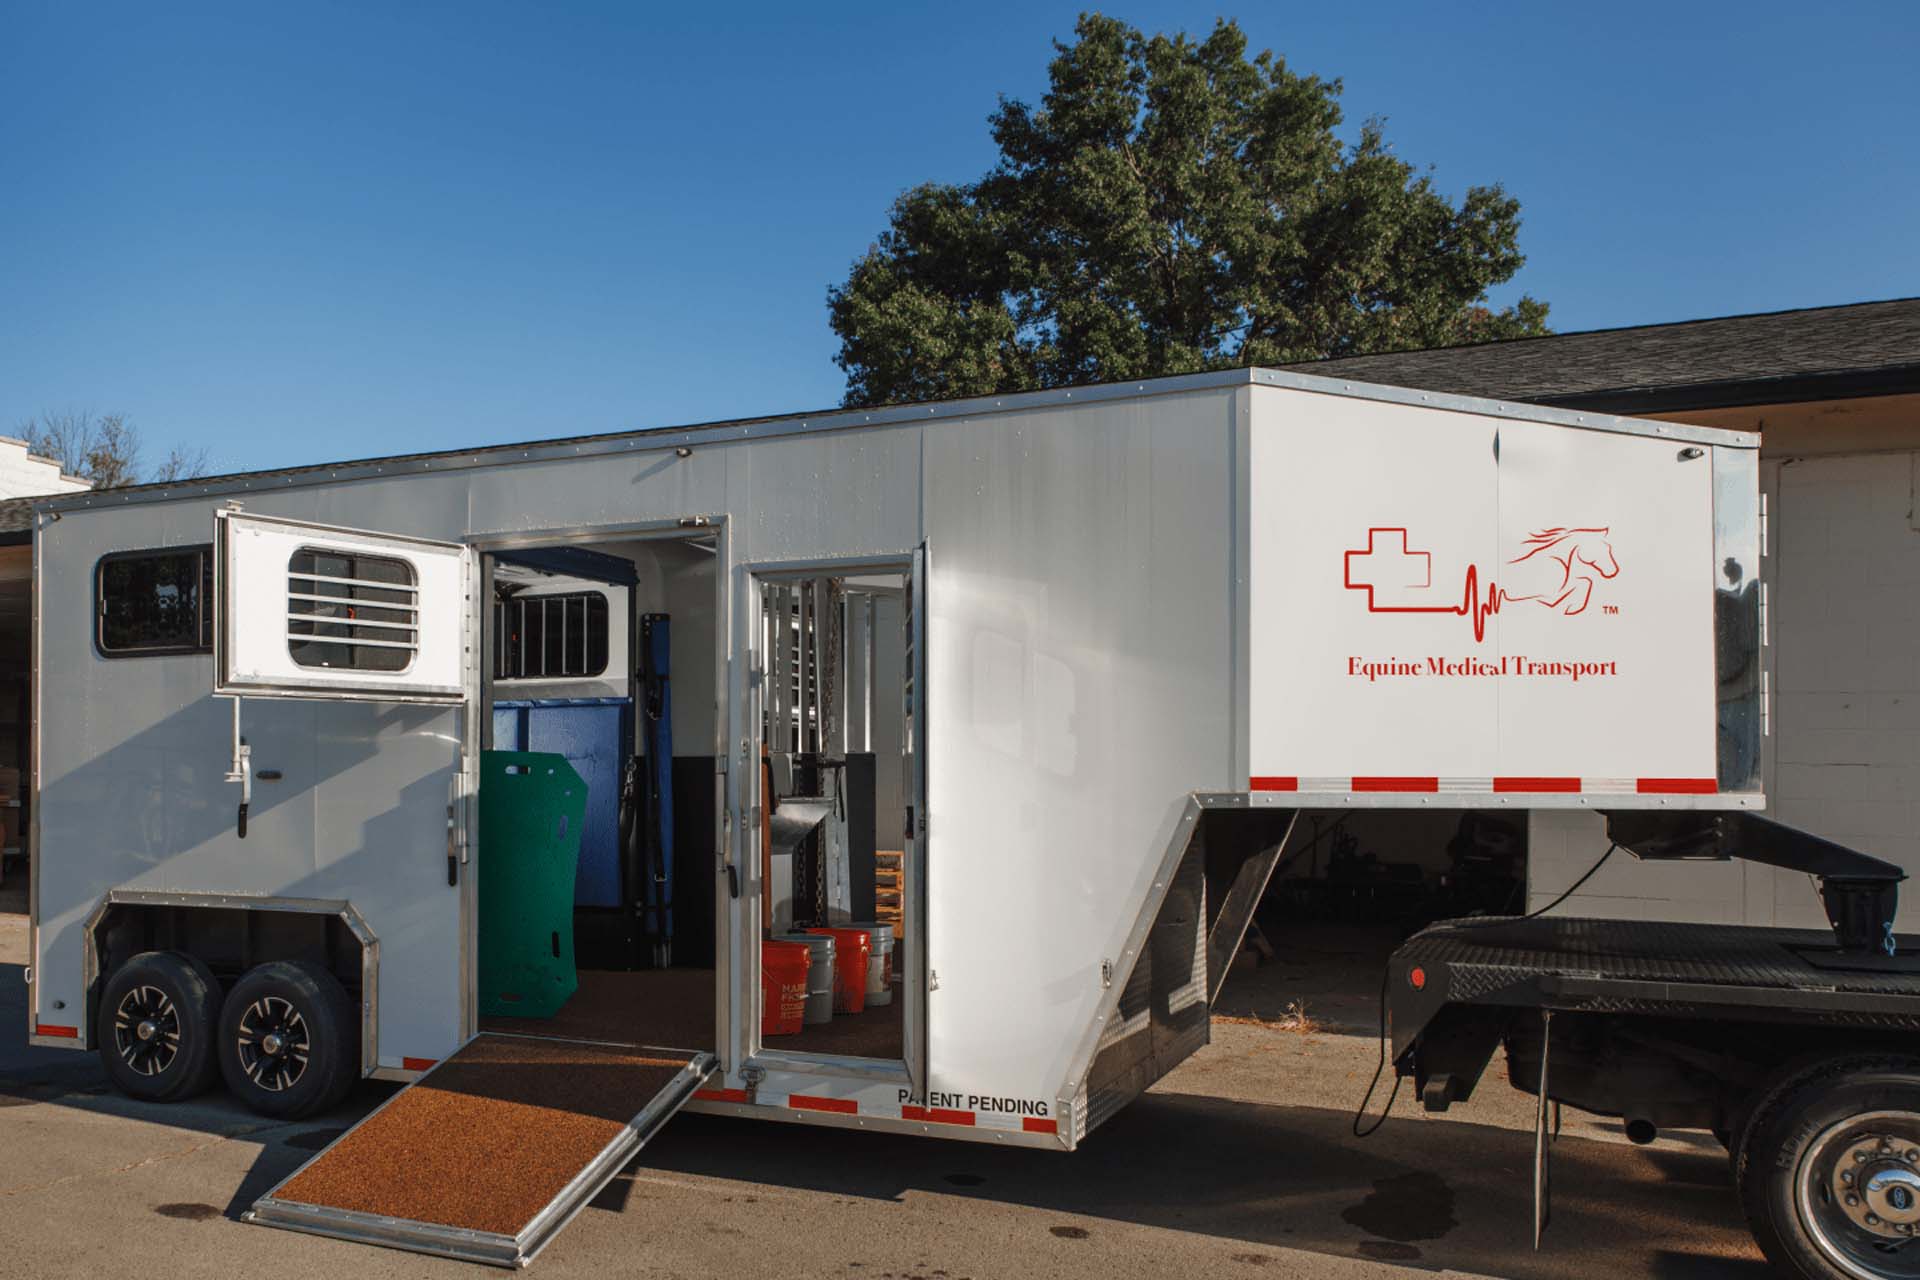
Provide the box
[1280,296,1920,414]
[0,497,38,544]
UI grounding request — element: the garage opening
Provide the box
[1218,810,1526,1032]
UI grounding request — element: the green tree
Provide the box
[829,13,1549,407]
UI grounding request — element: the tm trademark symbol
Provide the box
[1603,605,1620,615]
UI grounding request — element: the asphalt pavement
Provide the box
[0,888,1766,1280]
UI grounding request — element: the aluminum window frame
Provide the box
[92,543,215,659]
[492,589,612,681]
[286,544,422,676]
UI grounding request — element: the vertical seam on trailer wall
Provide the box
[1236,385,1251,790]
[1492,423,1504,822]
[28,508,42,1039]
[1231,386,1248,789]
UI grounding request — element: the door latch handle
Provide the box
[223,696,252,840]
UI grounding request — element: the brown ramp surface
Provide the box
[247,1033,713,1267]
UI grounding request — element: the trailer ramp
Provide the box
[246,1033,713,1268]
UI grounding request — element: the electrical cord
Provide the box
[1352,963,1401,1137]
[1509,842,1619,924]
[1350,840,1620,1139]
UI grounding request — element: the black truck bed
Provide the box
[1390,916,1920,1061]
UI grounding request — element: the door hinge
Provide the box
[928,969,940,992]
[741,1063,766,1104]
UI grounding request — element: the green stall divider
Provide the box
[479,751,588,1019]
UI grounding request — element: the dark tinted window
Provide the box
[288,548,418,673]
[494,591,609,679]
[97,547,212,655]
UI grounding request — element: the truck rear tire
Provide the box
[1737,1057,1920,1280]
[97,950,223,1102]
[217,960,358,1119]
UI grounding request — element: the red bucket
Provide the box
[805,928,871,1015]
[761,940,811,1037]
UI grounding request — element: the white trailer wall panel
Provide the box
[922,387,1238,1103]
[1246,384,1738,800]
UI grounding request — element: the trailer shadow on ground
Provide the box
[604,1096,1768,1280]
[3,949,1765,1279]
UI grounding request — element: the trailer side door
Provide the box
[213,508,478,1068]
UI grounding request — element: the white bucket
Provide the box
[850,921,895,1006]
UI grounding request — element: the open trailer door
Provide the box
[215,511,716,1265]
[214,508,472,704]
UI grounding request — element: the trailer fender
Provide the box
[81,890,380,1077]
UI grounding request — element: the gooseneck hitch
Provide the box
[1604,810,1906,956]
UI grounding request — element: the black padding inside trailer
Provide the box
[571,757,719,971]
[573,907,641,971]
[671,757,717,965]
[845,752,877,923]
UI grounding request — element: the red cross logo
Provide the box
[1344,528,1433,607]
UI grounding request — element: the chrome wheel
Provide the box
[112,985,180,1077]
[1798,1111,1920,1279]
[234,996,310,1093]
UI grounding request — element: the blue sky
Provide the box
[3,1,1915,475]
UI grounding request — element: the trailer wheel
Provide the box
[1738,1057,1920,1280]
[96,950,223,1102]
[217,961,358,1119]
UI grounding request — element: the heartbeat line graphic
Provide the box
[1367,562,1505,642]
[1344,527,1619,641]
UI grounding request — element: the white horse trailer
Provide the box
[22,368,1765,1267]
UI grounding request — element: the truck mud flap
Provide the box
[246,1033,714,1268]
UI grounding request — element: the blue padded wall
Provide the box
[492,698,634,909]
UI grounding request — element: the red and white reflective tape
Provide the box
[1251,775,1716,796]
[693,1087,1058,1135]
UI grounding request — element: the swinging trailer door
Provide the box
[214,511,714,1266]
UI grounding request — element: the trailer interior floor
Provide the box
[482,967,717,1051]
[479,966,908,1061]
[248,1032,713,1267]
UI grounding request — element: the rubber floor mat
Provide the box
[247,1033,712,1267]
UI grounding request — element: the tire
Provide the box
[96,950,223,1102]
[1737,1056,1920,1280]
[217,960,358,1119]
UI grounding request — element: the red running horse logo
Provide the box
[1344,526,1620,641]
[1502,527,1620,616]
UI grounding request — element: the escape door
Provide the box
[212,508,477,1068]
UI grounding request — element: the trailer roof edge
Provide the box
[35,366,1758,518]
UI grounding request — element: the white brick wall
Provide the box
[0,438,87,499]
[1530,450,1920,929]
